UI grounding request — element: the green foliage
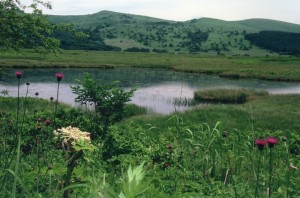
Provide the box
[1,94,300,197]
[119,162,149,198]
[52,28,122,51]
[245,31,300,55]
[0,0,59,52]
[124,47,150,52]
[194,88,268,104]
[0,0,84,53]
[71,73,136,135]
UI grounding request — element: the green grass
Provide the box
[1,50,300,81]
[1,94,300,197]
[124,94,300,133]
[194,88,269,104]
[0,97,63,113]
[2,93,299,134]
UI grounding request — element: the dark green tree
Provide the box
[71,73,136,136]
[0,0,81,52]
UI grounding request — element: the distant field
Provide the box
[0,50,300,81]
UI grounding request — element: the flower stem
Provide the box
[54,81,60,127]
[255,152,262,198]
[16,79,20,133]
[268,148,273,198]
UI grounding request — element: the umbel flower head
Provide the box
[15,71,22,79]
[55,72,64,82]
[255,139,267,150]
[53,126,91,152]
[266,137,278,148]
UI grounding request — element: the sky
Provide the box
[26,0,300,24]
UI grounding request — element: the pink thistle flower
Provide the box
[45,119,51,126]
[255,139,267,150]
[55,72,64,81]
[15,71,22,79]
[38,125,42,130]
[167,144,172,149]
[266,137,278,148]
[37,118,42,122]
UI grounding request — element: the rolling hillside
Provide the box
[48,10,300,55]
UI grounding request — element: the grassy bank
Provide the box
[1,49,300,81]
[1,94,300,197]
[194,88,269,104]
[124,94,300,133]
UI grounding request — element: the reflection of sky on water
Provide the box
[1,67,300,114]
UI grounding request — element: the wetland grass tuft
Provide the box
[194,88,268,104]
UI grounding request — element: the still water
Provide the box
[1,68,300,114]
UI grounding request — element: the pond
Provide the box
[1,67,300,114]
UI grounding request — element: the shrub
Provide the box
[71,73,136,136]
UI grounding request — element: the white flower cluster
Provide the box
[54,126,91,151]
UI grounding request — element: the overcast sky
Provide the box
[30,0,300,24]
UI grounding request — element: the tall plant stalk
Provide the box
[53,80,60,126]
[12,72,22,197]
[255,153,262,198]
[53,72,64,127]
[268,148,273,198]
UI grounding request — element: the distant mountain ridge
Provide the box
[48,10,300,55]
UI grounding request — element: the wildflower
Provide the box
[53,126,91,152]
[15,71,22,79]
[55,72,64,81]
[255,139,267,150]
[167,144,172,149]
[35,92,39,96]
[38,125,42,130]
[266,137,278,148]
[45,119,51,126]
[37,118,42,122]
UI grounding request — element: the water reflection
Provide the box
[1,67,300,114]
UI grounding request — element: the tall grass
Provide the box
[0,69,300,196]
[194,88,268,104]
[2,50,300,81]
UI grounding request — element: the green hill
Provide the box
[47,10,300,55]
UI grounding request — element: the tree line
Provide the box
[245,31,300,55]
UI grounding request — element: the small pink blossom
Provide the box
[266,137,278,148]
[255,139,267,150]
[15,71,22,79]
[45,119,51,126]
[55,72,64,81]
